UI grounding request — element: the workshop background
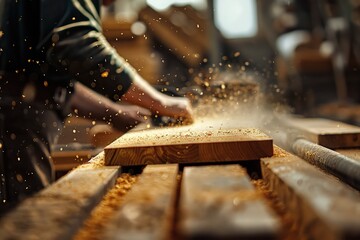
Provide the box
[2,1,360,240]
[54,0,360,173]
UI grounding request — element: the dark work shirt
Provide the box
[0,0,132,100]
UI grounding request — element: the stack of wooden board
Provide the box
[277,116,360,190]
[262,147,360,240]
[3,147,360,239]
[3,117,360,239]
[280,117,360,149]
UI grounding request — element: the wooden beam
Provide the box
[166,6,210,50]
[102,18,134,40]
[282,117,360,149]
[178,164,280,239]
[261,147,360,240]
[102,164,178,240]
[0,153,119,240]
[51,145,101,171]
[104,127,273,166]
[139,6,206,67]
[336,148,360,162]
[89,124,122,148]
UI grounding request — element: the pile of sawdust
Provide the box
[74,173,138,240]
[252,179,302,240]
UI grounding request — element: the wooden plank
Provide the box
[261,147,360,240]
[104,126,273,166]
[102,19,134,40]
[336,148,360,162]
[167,6,210,50]
[89,124,122,148]
[282,117,360,148]
[57,116,93,145]
[0,153,119,240]
[102,164,178,240]
[178,164,280,239]
[317,103,360,126]
[139,6,206,67]
[51,144,101,171]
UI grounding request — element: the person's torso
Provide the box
[0,0,101,85]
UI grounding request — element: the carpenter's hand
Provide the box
[155,95,194,124]
[120,76,193,125]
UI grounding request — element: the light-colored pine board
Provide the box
[178,164,280,239]
[89,124,123,148]
[57,116,93,145]
[0,154,119,240]
[52,148,101,171]
[283,117,360,148]
[104,127,273,166]
[336,149,360,162]
[139,6,205,67]
[261,147,360,240]
[102,164,178,240]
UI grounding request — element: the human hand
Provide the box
[70,82,152,133]
[154,95,194,125]
[121,76,193,125]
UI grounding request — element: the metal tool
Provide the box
[292,138,360,191]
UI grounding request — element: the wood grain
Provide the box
[336,148,360,162]
[51,144,101,171]
[261,147,360,240]
[283,117,360,148]
[178,164,280,239]
[102,164,178,240]
[0,155,119,240]
[139,6,206,67]
[104,127,273,166]
[89,124,122,148]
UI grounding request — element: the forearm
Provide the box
[69,82,149,132]
[121,74,166,113]
[121,73,193,121]
[70,82,118,121]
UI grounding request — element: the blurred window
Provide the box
[146,0,207,11]
[214,0,258,38]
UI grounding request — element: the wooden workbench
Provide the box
[2,114,360,240]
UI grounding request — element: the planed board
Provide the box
[104,126,273,166]
[51,145,102,171]
[261,147,360,240]
[139,6,206,67]
[336,148,360,162]
[178,165,280,239]
[0,152,119,240]
[102,164,178,240]
[283,117,360,149]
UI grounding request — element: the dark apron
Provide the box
[0,91,63,214]
[0,72,70,214]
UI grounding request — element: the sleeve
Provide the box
[46,26,134,101]
[45,0,137,101]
